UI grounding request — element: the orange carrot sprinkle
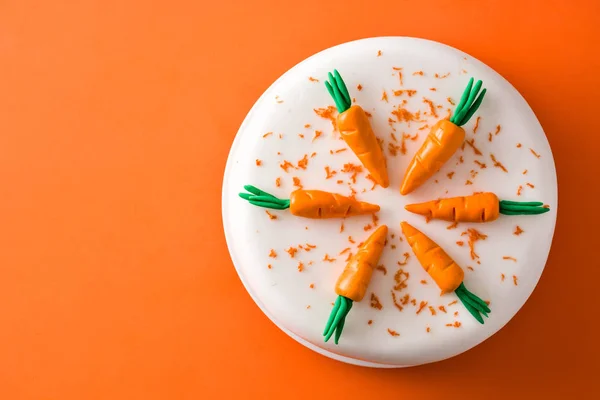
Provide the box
[341,163,363,183]
[381,91,388,102]
[430,88,437,91]
[370,293,383,310]
[456,241,464,247]
[304,124,311,128]
[348,236,355,244]
[323,254,336,262]
[297,262,304,272]
[434,73,450,79]
[275,177,281,187]
[306,243,316,249]
[465,139,483,155]
[447,221,459,230]
[339,247,351,255]
[262,132,274,139]
[473,116,481,133]
[325,166,337,179]
[503,256,517,262]
[339,221,344,233]
[428,306,437,316]
[356,84,363,91]
[267,264,272,269]
[474,160,487,169]
[345,252,353,262]
[465,180,473,185]
[501,274,505,282]
[453,311,459,317]
[314,106,337,130]
[269,249,277,258]
[308,76,319,82]
[391,107,421,125]
[312,130,322,142]
[393,90,417,97]
[527,183,535,188]
[426,327,431,333]
[423,98,438,118]
[416,301,428,314]
[279,133,283,139]
[298,133,304,139]
[377,50,382,57]
[488,132,493,142]
[516,143,522,148]
[376,265,387,275]
[448,300,458,306]
[280,160,296,172]
[286,247,298,258]
[297,154,308,169]
[517,185,523,196]
[467,266,474,271]
[368,320,373,325]
[363,224,373,231]
[523,169,528,175]
[418,280,427,285]
[397,252,410,266]
[530,148,541,158]
[490,154,508,172]
[365,111,372,118]
[255,159,262,166]
[310,152,317,158]
[411,299,417,306]
[513,275,518,286]
[387,328,400,337]
[393,268,409,291]
[461,228,488,260]
[413,71,424,76]
[334,148,347,154]
[265,211,277,220]
[438,306,447,313]
[293,177,302,188]
[514,226,524,236]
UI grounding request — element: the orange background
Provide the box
[0,1,599,398]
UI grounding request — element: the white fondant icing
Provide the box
[222,37,557,367]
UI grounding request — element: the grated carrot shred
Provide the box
[381,91,388,102]
[376,265,387,275]
[465,139,483,155]
[530,148,541,158]
[388,329,400,337]
[255,159,262,166]
[265,211,277,220]
[397,252,410,266]
[314,106,337,130]
[275,177,281,187]
[416,301,428,314]
[473,116,481,133]
[292,177,302,188]
[423,98,438,118]
[370,293,383,310]
[308,76,319,82]
[323,254,336,262]
[269,249,277,258]
[503,256,517,262]
[514,226,524,236]
[297,154,309,169]
[461,228,488,260]
[490,154,508,172]
[312,130,322,142]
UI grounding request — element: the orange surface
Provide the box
[0,1,599,398]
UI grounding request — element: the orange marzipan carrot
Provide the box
[335,225,388,301]
[400,78,486,195]
[400,221,464,294]
[290,190,379,218]
[337,105,389,188]
[400,120,465,195]
[405,192,500,222]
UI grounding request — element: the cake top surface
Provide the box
[222,37,557,366]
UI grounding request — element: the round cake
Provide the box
[222,37,557,367]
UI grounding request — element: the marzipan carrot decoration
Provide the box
[401,222,490,324]
[325,70,389,188]
[324,225,387,344]
[239,185,379,218]
[405,192,550,222]
[400,78,487,195]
